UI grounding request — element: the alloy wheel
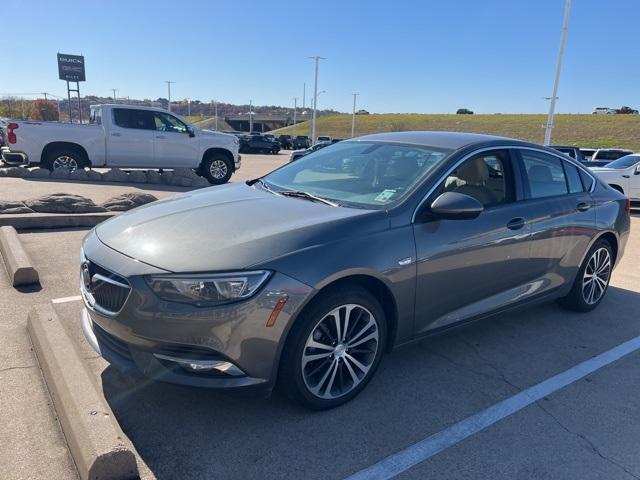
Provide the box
[582,247,611,305]
[52,155,78,172]
[302,304,379,400]
[209,159,228,179]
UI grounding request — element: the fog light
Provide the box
[154,353,245,376]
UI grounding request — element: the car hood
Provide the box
[95,183,387,273]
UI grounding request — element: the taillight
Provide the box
[624,198,631,213]
[7,122,18,144]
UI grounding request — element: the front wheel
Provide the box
[278,287,386,410]
[558,239,613,312]
[200,154,233,184]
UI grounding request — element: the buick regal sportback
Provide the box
[80,132,630,409]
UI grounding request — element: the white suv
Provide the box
[592,107,616,115]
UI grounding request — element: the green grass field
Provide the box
[274,114,640,151]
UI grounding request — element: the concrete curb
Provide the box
[0,212,117,230]
[0,225,39,286]
[28,303,138,480]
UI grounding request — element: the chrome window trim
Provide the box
[411,144,597,223]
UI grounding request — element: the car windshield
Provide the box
[603,155,640,169]
[262,141,451,208]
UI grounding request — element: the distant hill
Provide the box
[191,116,234,132]
[273,113,640,150]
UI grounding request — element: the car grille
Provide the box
[92,322,132,361]
[82,260,131,315]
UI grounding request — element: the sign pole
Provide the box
[66,81,72,122]
[76,82,82,124]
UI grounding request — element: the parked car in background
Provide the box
[580,148,597,161]
[239,134,280,154]
[263,133,277,142]
[590,154,640,206]
[289,142,331,162]
[292,135,311,149]
[80,131,629,409]
[278,135,293,149]
[591,148,633,162]
[615,106,639,115]
[592,107,616,115]
[582,160,613,168]
[0,104,241,184]
[355,109,370,115]
[317,135,332,144]
[456,108,474,114]
[550,145,584,162]
[331,138,343,144]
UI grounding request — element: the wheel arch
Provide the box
[41,141,91,166]
[201,147,235,170]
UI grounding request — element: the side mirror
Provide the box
[428,191,484,220]
[188,127,195,138]
[634,165,640,175]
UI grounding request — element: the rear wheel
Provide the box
[279,286,386,410]
[200,154,233,184]
[558,239,613,312]
[44,148,88,173]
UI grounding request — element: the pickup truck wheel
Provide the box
[201,155,232,184]
[44,149,87,173]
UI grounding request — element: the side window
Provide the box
[441,150,513,207]
[520,150,568,199]
[113,109,155,130]
[153,112,188,133]
[564,161,584,193]
[579,169,594,191]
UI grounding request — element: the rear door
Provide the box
[107,108,156,167]
[152,112,200,167]
[514,148,596,288]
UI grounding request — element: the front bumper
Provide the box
[1,146,28,166]
[80,230,313,391]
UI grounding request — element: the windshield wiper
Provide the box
[279,190,339,207]
[253,178,281,196]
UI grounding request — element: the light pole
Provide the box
[351,93,359,138]
[165,81,175,112]
[292,97,298,126]
[187,98,191,116]
[112,89,118,103]
[302,83,306,109]
[544,0,572,146]
[309,56,325,144]
[249,99,253,134]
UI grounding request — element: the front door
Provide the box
[413,149,535,334]
[152,112,200,168]
[107,108,156,167]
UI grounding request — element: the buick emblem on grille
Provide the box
[81,262,92,292]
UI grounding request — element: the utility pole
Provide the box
[302,83,306,109]
[249,99,253,134]
[215,101,218,130]
[293,97,298,126]
[42,92,48,101]
[309,56,325,144]
[187,98,191,116]
[112,89,118,103]
[165,81,175,112]
[544,0,572,146]
[351,93,359,138]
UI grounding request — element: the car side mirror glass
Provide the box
[187,126,195,138]
[634,165,640,175]
[427,191,484,220]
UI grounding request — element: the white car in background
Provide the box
[590,154,640,206]
[592,107,616,115]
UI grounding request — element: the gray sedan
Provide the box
[80,131,630,409]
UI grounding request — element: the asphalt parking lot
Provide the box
[1,158,639,479]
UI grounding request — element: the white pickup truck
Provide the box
[0,104,241,184]
[589,154,640,206]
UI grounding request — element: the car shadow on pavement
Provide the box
[101,285,640,480]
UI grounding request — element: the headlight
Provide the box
[145,271,271,306]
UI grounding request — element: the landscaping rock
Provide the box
[145,170,162,184]
[160,171,174,185]
[128,170,147,184]
[4,167,31,178]
[173,167,199,179]
[69,169,88,181]
[30,168,51,178]
[101,193,158,211]
[101,168,129,183]
[169,175,193,187]
[85,170,102,181]
[50,169,70,180]
[0,201,34,214]
[24,193,106,214]
[191,177,211,188]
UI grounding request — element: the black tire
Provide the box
[200,154,233,184]
[558,238,613,312]
[278,286,386,410]
[271,147,279,155]
[44,147,88,172]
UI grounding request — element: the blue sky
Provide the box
[2,0,638,113]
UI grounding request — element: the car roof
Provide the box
[351,131,527,150]
[92,103,168,113]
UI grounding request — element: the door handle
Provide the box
[111,133,122,137]
[622,175,630,179]
[506,217,526,230]
[156,135,166,139]
[576,202,591,212]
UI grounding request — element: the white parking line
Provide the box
[51,295,82,304]
[346,335,640,480]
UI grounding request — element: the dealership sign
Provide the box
[57,53,86,82]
